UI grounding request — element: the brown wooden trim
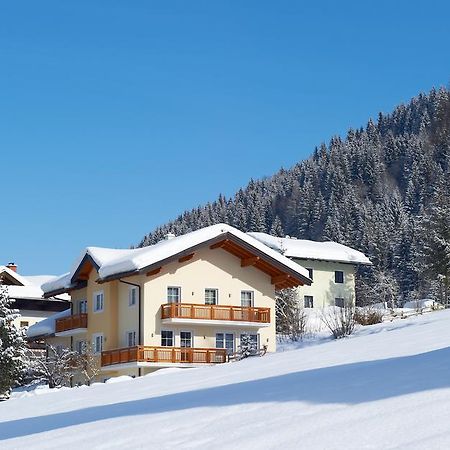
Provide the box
[210,239,228,249]
[271,274,291,285]
[146,267,162,277]
[241,256,260,267]
[161,302,270,323]
[55,313,88,333]
[101,345,227,367]
[178,253,194,263]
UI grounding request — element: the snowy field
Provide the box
[3,310,450,449]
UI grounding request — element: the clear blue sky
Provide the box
[1,0,449,275]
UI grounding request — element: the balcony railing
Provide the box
[55,313,88,333]
[101,346,227,367]
[161,303,270,323]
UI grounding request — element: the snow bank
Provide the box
[248,232,372,264]
[5,309,450,449]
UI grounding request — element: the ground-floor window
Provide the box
[304,295,314,308]
[92,334,103,353]
[180,331,192,348]
[75,340,87,354]
[335,297,345,308]
[161,330,174,346]
[216,332,234,354]
[126,331,137,347]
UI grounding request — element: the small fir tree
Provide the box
[237,333,257,359]
[0,285,27,400]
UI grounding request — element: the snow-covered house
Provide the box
[248,233,371,308]
[0,263,70,330]
[27,224,311,381]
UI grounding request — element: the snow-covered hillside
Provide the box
[3,311,450,449]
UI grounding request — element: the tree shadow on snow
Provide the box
[2,346,450,441]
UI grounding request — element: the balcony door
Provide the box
[180,331,192,362]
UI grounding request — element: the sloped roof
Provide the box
[247,233,372,265]
[26,308,71,339]
[0,266,69,300]
[42,224,312,295]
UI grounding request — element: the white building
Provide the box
[248,233,372,308]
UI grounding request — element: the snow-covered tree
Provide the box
[0,285,27,400]
[237,333,257,359]
[276,288,308,341]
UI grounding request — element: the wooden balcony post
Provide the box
[191,304,194,319]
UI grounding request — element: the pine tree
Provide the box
[0,285,27,400]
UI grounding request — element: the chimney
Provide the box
[6,262,17,272]
[164,233,176,241]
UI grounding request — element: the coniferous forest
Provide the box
[139,87,450,305]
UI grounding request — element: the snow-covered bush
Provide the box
[237,333,257,359]
[321,303,356,339]
[354,307,384,325]
[0,285,27,400]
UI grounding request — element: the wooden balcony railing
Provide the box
[101,346,227,367]
[55,313,88,333]
[161,303,270,323]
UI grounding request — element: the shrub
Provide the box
[321,302,356,339]
[354,307,384,325]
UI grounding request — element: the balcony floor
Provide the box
[101,361,219,372]
[55,327,87,337]
[161,317,270,328]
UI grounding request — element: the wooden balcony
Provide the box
[55,313,88,334]
[101,346,227,367]
[161,303,270,324]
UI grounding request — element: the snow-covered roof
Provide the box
[42,224,311,295]
[26,308,71,339]
[247,233,372,265]
[0,266,70,300]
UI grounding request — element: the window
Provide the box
[161,330,174,346]
[335,271,344,284]
[216,333,234,354]
[180,331,192,348]
[126,331,137,347]
[20,321,29,328]
[93,334,104,353]
[205,288,218,305]
[76,340,87,354]
[78,300,87,314]
[304,296,314,308]
[335,298,345,308]
[306,268,314,280]
[129,287,137,307]
[167,287,181,303]
[93,291,104,312]
[241,291,254,307]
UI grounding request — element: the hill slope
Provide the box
[3,311,450,449]
[139,87,450,304]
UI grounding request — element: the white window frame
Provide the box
[216,332,235,354]
[128,286,137,307]
[126,330,137,347]
[92,333,104,354]
[241,290,254,307]
[161,329,174,347]
[167,286,181,303]
[205,288,218,305]
[93,290,104,313]
[180,330,193,348]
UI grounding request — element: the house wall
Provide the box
[141,246,276,352]
[292,259,356,308]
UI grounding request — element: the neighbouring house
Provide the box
[0,263,70,330]
[247,233,372,308]
[27,224,311,382]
